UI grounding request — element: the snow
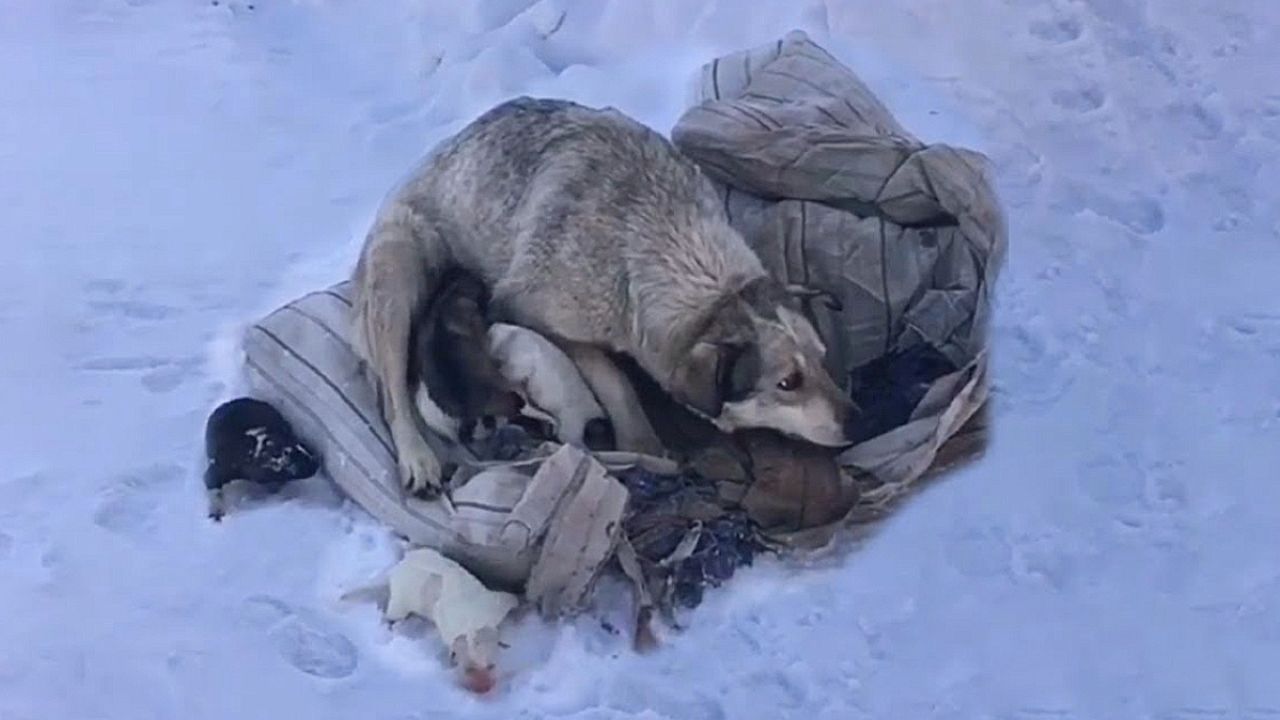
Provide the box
[2,0,1278,717]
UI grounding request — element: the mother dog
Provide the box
[352,97,857,495]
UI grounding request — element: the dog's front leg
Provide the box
[562,343,664,456]
[351,217,446,496]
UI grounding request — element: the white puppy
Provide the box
[486,323,616,450]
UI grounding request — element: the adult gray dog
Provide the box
[352,97,858,496]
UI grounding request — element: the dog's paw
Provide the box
[390,416,444,496]
[397,440,443,498]
[400,451,442,497]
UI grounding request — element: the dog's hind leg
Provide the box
[351,206,450,496]
[562,343,665,456]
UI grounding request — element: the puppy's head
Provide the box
[242,428,320,486]
[672,278,857,448]
[278,441,320,481]
[451,627,501,694]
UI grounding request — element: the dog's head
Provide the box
[671,278,858,448]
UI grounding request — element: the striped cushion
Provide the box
[245,283,636,599]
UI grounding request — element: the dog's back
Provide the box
[352,98,854,495]
[389,97,766,354]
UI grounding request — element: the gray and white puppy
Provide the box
[352,97,858,495]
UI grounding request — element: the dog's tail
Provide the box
[350,202,454,422]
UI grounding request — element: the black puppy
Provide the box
[409,267,524,451]
[204,397,320,520]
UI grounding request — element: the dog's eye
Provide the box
[777,372,803,391]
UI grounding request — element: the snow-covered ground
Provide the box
[2,0,1279,717]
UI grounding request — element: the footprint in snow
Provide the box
[1076,454,1147,508]
[945,527,1013,578]
[1061,184,1167,235]
[991,319,1074,411]
[1051,84,1106,113]
[92,463,182,537]
[73,355,203,394]
[1165,101,1224,141]
[83,277,180,321]
[239,595,359,679]
[1029,16,1084,44]
[609,680,728,720]
[83,278,127,295]
[76,355,174,372]
[87,299,179,322]
[140,361,204,394]
[1019,543,1080,590]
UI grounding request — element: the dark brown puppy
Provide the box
[408,268,523,462]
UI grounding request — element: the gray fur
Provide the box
[352,97,855,494]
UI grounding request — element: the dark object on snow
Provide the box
[617,466,767,611]
[204,397,320,521]
[845,343,957,444]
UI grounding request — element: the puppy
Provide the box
[408,268,523,457]
[204,397,320,520]
[486,322,615,451]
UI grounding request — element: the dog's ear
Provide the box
[785,283,843,312]
[673,341,758,417]
[719,342,760,404]
[672,340,724,417]
[673,292,759,417]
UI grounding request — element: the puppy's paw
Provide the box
[207,488,226,522]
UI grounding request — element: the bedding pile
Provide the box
[228,28,1004,669]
